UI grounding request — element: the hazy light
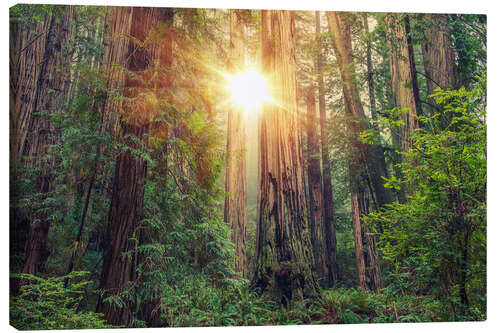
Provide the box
[227,69,271,113]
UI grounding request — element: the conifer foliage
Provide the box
[9,5,486,328]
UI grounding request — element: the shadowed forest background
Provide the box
[9,4,486,329]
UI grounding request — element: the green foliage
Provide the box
[138,284,449,326]
[10,271,115,330]
[363,76,486,320]
[315,288,445,323]
[449,15,486,88]
[10,6,487,328]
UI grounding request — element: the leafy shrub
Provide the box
[10,271,115,330]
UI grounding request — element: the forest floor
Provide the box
[11,273,467,329]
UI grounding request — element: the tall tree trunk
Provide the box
[326,11,381,292]
[100,6,134,139]
[350,189,368,291]
[363,13,394,209]
[305,86,328,286]
[385,13,420,154]
[96,7,171,326]
[98,7,135,199]
[421,13,460,126]
[254,10,319,304]
[137,8,175,327]
[385,13,423,202]
[224,9,247,278]
[404,16,423,121]
[421,14,459,93]
[315,11,338,287]
[20,5,76,276]
[10,6,53,290]
[10,6,51,169]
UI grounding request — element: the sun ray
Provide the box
[225,69,273,114]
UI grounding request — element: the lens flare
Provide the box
[227,70,271,113]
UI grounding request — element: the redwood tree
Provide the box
[385,13,421,154]
[254,10,319,303]
[421,14,460,109]
[326,11,381,292]
[96,7,172,326]
[18,5,76,277]
[305,86,328,286]
[224,9,248,277]
[315,11,338,287]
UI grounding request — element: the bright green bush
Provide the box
[10,271,115,330]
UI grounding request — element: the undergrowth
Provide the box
[9,272,457,329]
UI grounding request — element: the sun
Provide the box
[226,69,271,113]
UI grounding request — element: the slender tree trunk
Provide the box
[326,11,381,291]
[405,16,423,121]
[315,11,338,287]
[305,86,328,286]
[460,230,470,307]
[224,9,247,278]
[363,13,394,209]
[254,10,319,304]
[350,190,368,291]
[96,7,171,326]
[20,5,76,276]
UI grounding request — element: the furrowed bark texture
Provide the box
[20,6,76,276]
[350,191,368,291]
[96,7,172,326]
[421,13,460,119]
[94,7,134,201]
[305,87,328,286]
[10,6,51,168]
[10,6,52,283]
[385,13,420,154]
[224,9,248,277]
[315,11,338,287]
[327,11,381,291]
[254,10,319,303]
[100,6,134,139]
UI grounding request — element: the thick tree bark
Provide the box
[10,6,51,168]
[96,7,172,326]
[421,13,460,125]
[224,9,248,278]
[315,11,338,287]
[422,14,459,93]
[254,10,319,303]
[305,86,328,286]
[100,6,134,138]
[326,11,381,292]
[385,13,420,154]
[19,6,76,276]
[10,6,53,290]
